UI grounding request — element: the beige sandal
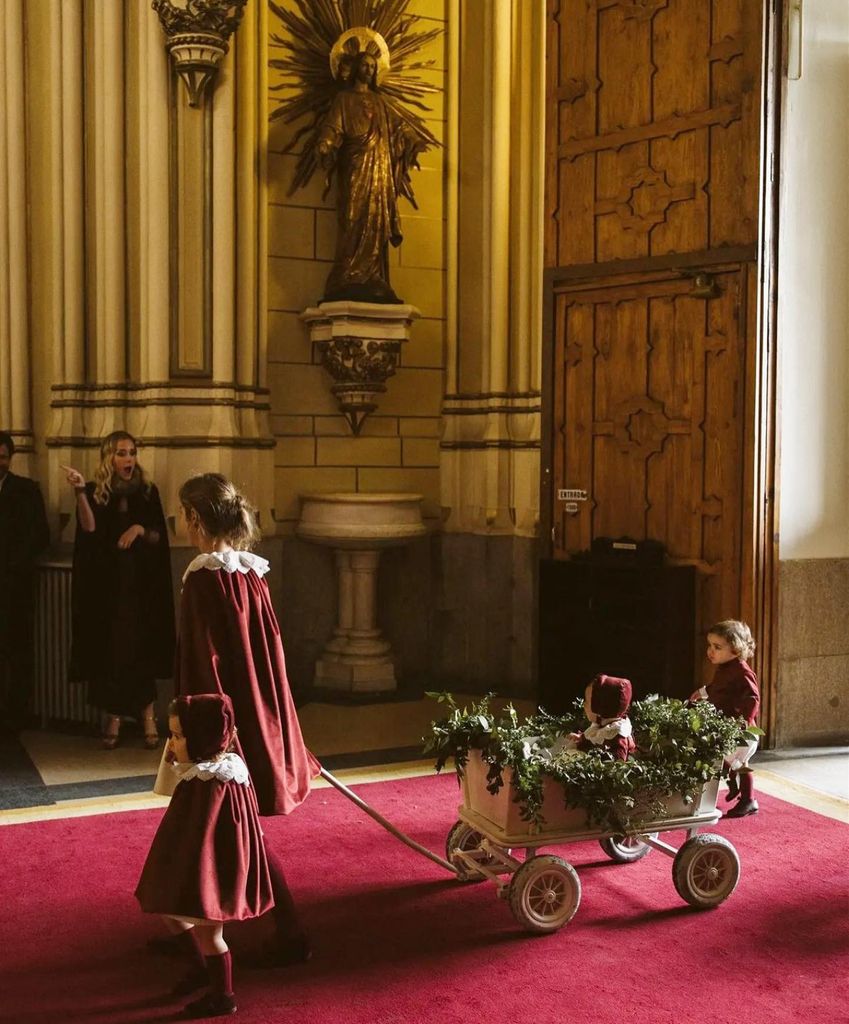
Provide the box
[102,715,121,750]
[143,715,160,750]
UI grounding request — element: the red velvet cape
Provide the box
[176,567,320,815]
[135,774,272,921]
[706,658,760,725]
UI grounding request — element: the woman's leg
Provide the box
[102,712,122,750]
[142,701,160,749]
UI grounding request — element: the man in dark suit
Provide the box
[0,432,50,732]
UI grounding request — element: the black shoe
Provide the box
[181,992,237,1019]
[725,798,759,818]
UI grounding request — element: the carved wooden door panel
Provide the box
[551,263,753,674]
[545,0,764,265]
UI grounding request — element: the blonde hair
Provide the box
[92,431,150,506]
[707,620,756,661]
[179,473,260,550]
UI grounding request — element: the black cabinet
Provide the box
[538,558,696,713]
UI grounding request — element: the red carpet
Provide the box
[1,773,846,1024]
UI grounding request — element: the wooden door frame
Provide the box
[540,1,782,745]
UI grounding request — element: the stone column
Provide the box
[0,0,32,468]
[442,0,544,539]
[438,0,546,695]
[324,551,354,655]
[89,0,127,385]
[34,3,274,535]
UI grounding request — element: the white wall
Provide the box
[777,0,849,559]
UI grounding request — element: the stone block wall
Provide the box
[775,559,849,746]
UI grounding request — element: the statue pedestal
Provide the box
[296,492,427,694]
[300,301,420,434]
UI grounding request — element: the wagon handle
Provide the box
[319,767,458,875]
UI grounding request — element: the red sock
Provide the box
[205,951,234,999]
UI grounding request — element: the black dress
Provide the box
[70,479,176,716]
[0,472,50,722]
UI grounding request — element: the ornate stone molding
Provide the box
[152,0,247,107]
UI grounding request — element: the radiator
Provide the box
[33,560,100,728]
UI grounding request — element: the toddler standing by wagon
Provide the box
[690,619,761,818]
[137,694,273,1018]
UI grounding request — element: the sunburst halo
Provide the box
[269,0,442,198]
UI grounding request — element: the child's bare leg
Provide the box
[193,923,228,957]
[162,917,193,936]
[181,924,236,1019]
[158,920,208,999]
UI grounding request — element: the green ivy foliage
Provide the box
[423,692,755,833]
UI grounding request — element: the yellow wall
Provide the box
[266,1,448,532]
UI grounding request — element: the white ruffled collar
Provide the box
[172,752,250,786]
[583,716,633,745]
[182,548,270,583]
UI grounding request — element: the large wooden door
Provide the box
[542,0,777,701]
[550,261,755,683]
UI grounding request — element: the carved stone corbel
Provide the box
[152,0,247,107]
[300,301,421,435]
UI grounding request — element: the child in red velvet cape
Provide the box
[560,674,635,761]
[137,693,272,1019]
[167,472,321,968]
[689,619,761,818]
[575,674,636,761]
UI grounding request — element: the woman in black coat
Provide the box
[63,431,175,748]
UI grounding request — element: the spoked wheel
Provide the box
[672,834,740,908]
[599,832,657,863]
[508,855,581,933]
[446,820,505,883]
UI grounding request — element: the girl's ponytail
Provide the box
[179,474,261,550]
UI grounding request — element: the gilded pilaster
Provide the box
[0,0,32,467]
[33,3,273,536]
[441,0,545,539]
[87,0,127,384]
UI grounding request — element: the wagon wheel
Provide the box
[508,855,581,933]
[672,834,740,908]
[599,832,657,863]
[445,820,505,883]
